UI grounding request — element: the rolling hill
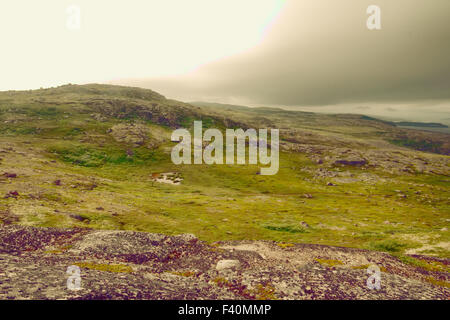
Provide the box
[0,84,448,258]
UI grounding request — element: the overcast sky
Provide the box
[1,0,449,121]
[113,0,450,107]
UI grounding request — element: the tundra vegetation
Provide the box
[0,84,448,262]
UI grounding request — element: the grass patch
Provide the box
[74,262,133,273]
[264,225,308,234]
[390,139,443,154]
[315,259,344,267]
[254,283,277,300]
[425,276,450,288]
[47,143,160,167]
[369,240,407,253]
[351,264,387,272]
[396,255,450,273]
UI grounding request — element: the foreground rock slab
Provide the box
[0,225,448,300]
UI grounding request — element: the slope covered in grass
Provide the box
[0,84,448,260]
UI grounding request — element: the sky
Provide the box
[0,0,284,89]
[1,0,449,123]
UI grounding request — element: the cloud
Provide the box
[115,0,450,107]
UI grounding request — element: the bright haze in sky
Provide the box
[0,0,284,89]
[1,0,449,123]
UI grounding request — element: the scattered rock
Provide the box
[300,221,310,229]
[334,158,367,167]
[151,172,183,185]
[5,191,19,199]
[216,260,241,271]
[81,183,98,191]
[3,173,17,178]
[176,233,197,242]
[70,214,89,222]
[109,123,156,148]
[53,180,61,186]
[91,113,108,122]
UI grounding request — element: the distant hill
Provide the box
[394,121,448,128]
[190,101,254,112]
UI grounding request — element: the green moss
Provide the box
[315,259,344,267]
[277,243,294,248]
[369,240,407,253]
[0,126,40,135]
[47,143,161,167]
[44,244,73,254]
[396,255,450,273]
[351,264,387,273]
[425,277,450,288]
[213,277,230,286]
[264,225,308,234]
[390,139,443,154]
[74,262,133,273]
[254,283,277,300]
[29,107,62,117]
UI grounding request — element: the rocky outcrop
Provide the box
[333,158,367,167]
[0,225,448,300]
[108,123,156,148]
[282,142,450,175]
